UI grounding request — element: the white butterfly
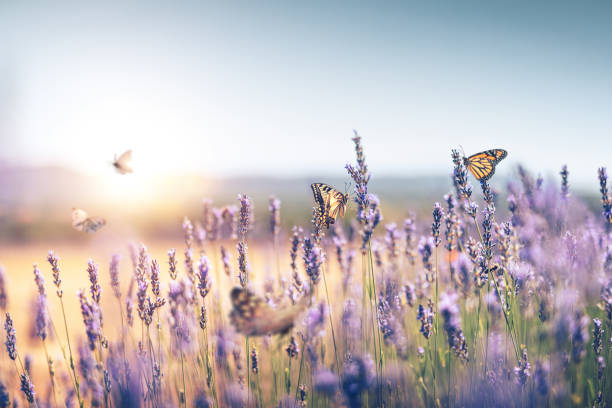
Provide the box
[112,150,133,174]
[72,208,106,233]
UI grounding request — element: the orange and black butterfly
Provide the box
[229,287,309,336]
[310,183,349,228]
[463,149,507,181]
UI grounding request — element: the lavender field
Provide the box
[0,133,610,407]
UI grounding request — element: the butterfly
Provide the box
[72,208,106,233]
[229,287,309,336]
[310,183,349,228]
[112,150,133,174]
[463,149,507,181]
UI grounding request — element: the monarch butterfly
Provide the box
[229,287,309,336]
[310,183,349,228]
[112,150,133,174]
[463,149,507,181]
[72,208,106,233]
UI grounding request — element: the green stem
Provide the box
[321,264,340,372]
[59,296,84,408]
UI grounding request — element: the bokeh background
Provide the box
[1,0,611,243]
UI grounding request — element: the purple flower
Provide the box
[210,207,223,241]
[514,347,531,386]
[439,291,469,363]
[560,165,569,200]
[237,194,252,242]
[4,313,17,360]
[314,368,339,397]
[345,130,371,225]
[341,354,375,407]
[404,216,417,266]
[168,248,178,280]
[109,254,121,299]
[0,267,7,311]
[0,381,9,408]
[77,290,101,351]
[534,360,550,396]
[269,196,281,237]
[418,236,434,281]
[417,300,434,339]
[593,318,603,355]
[306,302,327,339]
[377,297,406,355]
[199,306,207,330]
[151,259,161,298]
[404,282,416,307]
[87,259,101,305]
[33,264,46,297]
[598,167,612,228]
[34,295,48,341]
[182,217,194,248]
[47,250,63,297]
[431,203,444,247]
[480,179,494,206]
[451,149,476,213]
[571,311,590,363]
[202,199,213,238]
[385,223,399,265]
[197,255,212,299]
[303,236,323,285]
[286,336,299,358]
[250,345,259,374]
[220,246,232,277]
[19,374,35,403]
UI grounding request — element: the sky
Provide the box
[1,0,611,187]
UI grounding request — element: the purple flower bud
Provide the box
[4,313,17,360]
[19,374,35,403]
[33,264,46,297]
[168,248,178,280]
[109,254,121,299]
[86,259,101,305]
[269,196,281,238]
[197,255,211,299]
[34,295,48,341]
[0,267,7,311]
[47,250,63,297]
[431,203,444,247]
[237,194,252,242]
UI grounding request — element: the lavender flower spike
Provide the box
[19,374,36,403]
[197,255,212,299]
[4,313,17,360]
[87,259,102,305]
[0,267,6,311]
[560,164,569,199]
[269,196,281,238]
[598,167,612,228]
[431,203,444,247]
[237,194,252,242]
[33,264,46,297]
[108,254,122,299]
[47,250,63,297]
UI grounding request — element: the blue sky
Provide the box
[1,1,611,186]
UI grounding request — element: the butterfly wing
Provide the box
[311,183,347,228]
[72,208,105,233]
[113,150,133,174]
[466,149,507,181]
[82,217,106,233]
[327,191,347,224]
[72,208,89,231]
[229,287,307,336]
